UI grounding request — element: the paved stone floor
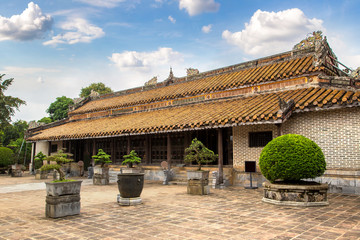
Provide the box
[0,174,359,240]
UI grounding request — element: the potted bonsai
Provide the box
[121,150,141,173]
[259,134,328,206]
[40,149,82,218]
[34,151,47,179]
[184,138,218,195]
[92,149,111,185]
[117,150,144,206]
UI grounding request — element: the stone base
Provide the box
[11,169,22,177]
[263,182,329,207]
[93,173,109,185]
[35,170,48,180]
[187,179,210,195]
[117,195,142,206]
[46,195,80,218]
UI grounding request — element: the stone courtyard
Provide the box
[0,174,359,240]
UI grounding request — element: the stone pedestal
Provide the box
[117,195,142,206]
[93,167,109,185]
[35,169,48,179]
[187,170,210,195]
[45,181,82,218]
[187,179,210,195]
[262,182,329,207]
[46,195,80,218]
[11,169,22,177]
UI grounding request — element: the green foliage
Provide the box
[92,149,111,167]
[184,138,218,171]
[0,147,14,167]
[34,151,46,169]
[80,83,113,98]
[0,74,26,128]
[1,120,28,146]
[122,150,141,168]
[40,150,73,181]
[46,96,74,121]
[52,179,76,183]
[259,134,326,183]
[38,117,52,124]
[7,138,31,164]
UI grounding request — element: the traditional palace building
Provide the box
[27,35,360,194]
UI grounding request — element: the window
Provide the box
[51,144,58,153]
[249,131,272,147]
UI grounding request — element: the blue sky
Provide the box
[1,0,359,122]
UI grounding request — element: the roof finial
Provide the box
[169,67,174,79]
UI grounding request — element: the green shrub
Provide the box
[122,150,141,168]
[92,149,111,167]
[184,138,218,171]
[259,134,326,183]
[0,147,14,167]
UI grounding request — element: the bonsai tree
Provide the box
[34,151,46,169]
[184,138,218,171]
[92,149,111,168]
[39,149,73,181]
[259,134,326,183]
[122,150,141,168]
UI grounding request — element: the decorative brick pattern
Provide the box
[232,124,279,169]
[282,108,360,169]
[232,107,360,170]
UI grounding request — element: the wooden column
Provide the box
[167,133,172,170]
[145,135,150,164]
[48,141,51,156]
[217,128,224,185]
[276,124,283,137]
[127,136,131,154]
[111,138,115,163]
[184,131,192,166]
[92,139,96,166]
[31,142,36,173]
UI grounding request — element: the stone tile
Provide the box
[0,175,360,239]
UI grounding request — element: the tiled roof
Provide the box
[69,55,319,115]
[28,87,360,141]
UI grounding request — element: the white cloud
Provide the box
[168,16,176,24]
[75,0,126,8]
[43,18,104,46]
[202,24,212,33]
[109,47,183,70]
[109,47,185,87]
[179,0,220,16]
[222,8,324,56]
[0,2,52,41]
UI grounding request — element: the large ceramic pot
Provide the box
[45,180,82,218]
[117,173,144,198]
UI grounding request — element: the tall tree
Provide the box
[0,74,26,127]
[80,82,113,98]
[47,96,73,121]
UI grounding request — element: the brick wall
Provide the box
[282,108,360,170]
[232,124,279,170]
[232,107,360,170]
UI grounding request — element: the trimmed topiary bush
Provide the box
[259,134,326,183]
[0,147,14,168]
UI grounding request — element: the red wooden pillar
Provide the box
[167,133,171,170]
[217,128,224,185]
[92,139,96,166]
